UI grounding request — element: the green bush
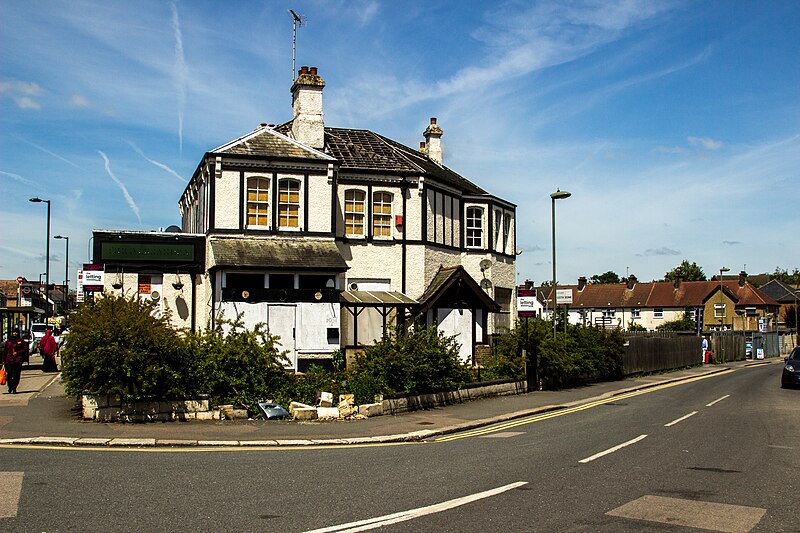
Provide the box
[349,323,470,396]
[187,314,290,412]
[61,293,192,400]
[656,311,696,332]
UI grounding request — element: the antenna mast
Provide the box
[289,10,305,83]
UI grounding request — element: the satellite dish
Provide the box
[480,279,493,289]
[479,259,492,271]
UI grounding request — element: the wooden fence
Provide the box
[622,333,700,375]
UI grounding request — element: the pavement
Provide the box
[0,357,780,448]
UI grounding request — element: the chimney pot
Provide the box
[310,66,318,75]
[260,122,267,127]
[268,123,275,128]
[524,279,534,290]
[674,274,683,290]
[627,275,636,290]
[299,66,309,75]
[430,117,437,124]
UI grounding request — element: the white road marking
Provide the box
[706,394,730,407]
[303,481,528,533]
[665,411,698,427]
[0,472,24,518]
[579,435,648,464]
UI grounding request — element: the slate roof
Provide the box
[270,123,490,196]
[537,280,779,309]
[324,128,488,195]
[210,126,335,161]
[208,238,348,271]
[757,279,800,303]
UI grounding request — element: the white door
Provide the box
[215,301,266,335]
[437,308,474,363]
[268,305,297,370]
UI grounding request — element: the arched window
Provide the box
[466,206,483,248]
[246,177,270,227]
[278,179,300,228]
[344,189,365,236]
[372,192,393,237]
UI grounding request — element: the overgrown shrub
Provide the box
[187,314,290,412]
[348,323,470,397]
[61,293,192,400]
[656,311,696,332]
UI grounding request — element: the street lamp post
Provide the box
[29,197,51,322]
[551,189,572,339]
[54,235,69,313]
[719,266,730,362]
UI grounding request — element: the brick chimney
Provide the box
[578,276,587,291]
[738,271,747,287]
[524,279,534,290]
[674,274,682,290]
[423,117,443,164]
[626,274,637,290]
[291,66,325,150]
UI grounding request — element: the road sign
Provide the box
[16,276,24,283]
[556,289,573,305]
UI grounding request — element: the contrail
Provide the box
[126,140,185,183]
[13,135,84,170]
[0,169,37,186]
[97,150,142,225]
[171,1,186,157]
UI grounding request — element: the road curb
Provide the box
[0,365,742,449]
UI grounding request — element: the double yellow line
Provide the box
[435,370,731,442]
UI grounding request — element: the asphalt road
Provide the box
[1,362,797,532]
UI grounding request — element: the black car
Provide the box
[781,347,800,388]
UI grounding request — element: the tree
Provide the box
[590,271,621,284]
[664,260,707,282]
[771,267,800,285]
[656,311,696,332]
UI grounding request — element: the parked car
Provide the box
[781,347,800,389]
[29,323,49,353]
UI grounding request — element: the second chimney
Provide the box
[738,271,747,287]
[423,117,443,164]
[291,66,326,150]
[626,274,637,290]
[578,276,587,291]
[674,274,683,290]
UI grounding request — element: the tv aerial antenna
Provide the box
[289,10,305,83]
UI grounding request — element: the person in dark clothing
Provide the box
[40,328,59,372]
[3,328,29,393]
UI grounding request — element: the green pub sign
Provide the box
[101,242,195,262]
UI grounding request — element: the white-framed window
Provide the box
[246,177,270,228]
[631,308,641,319]
[654,307,664,319]
[745,306,757,316]
[372,192,392,237]
[503,213,511,253]
[714,303,726,318]
[602,309,616,319]
[278,179,300,229]
[466,207,483,248]
[494,210,502,251]
[344,189,365,236]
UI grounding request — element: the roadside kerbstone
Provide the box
[108,438,157,447]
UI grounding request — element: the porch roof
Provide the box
[341,290,418,307]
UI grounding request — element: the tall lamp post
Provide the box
[719,266,730,363]
[551,189,571,339]
[54,235,69,313]
[29,197,51,322]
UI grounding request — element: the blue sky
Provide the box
[1,0,798,290]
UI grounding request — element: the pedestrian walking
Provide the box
[701,335,709,364]
[3,327,29,394]
[41,327,59,372]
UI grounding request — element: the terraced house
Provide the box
[95,67,516,370]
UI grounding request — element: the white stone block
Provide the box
[289,401,314,416]
[339,394,354,406]
[317,407,340,419]
[318,391,334,407]
[358,403,384,417]
[293,407,318,421]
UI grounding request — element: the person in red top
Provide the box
[3,328,29,393]
[41,327,59,373]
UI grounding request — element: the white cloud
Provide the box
[688,136,724,150]
[70,94,89,107]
